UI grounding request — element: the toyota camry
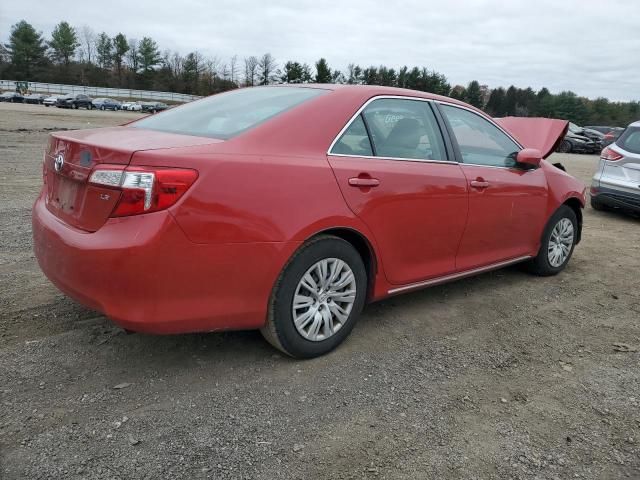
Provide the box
[33,85,586,358]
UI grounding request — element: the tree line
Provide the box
[2,19,638,126]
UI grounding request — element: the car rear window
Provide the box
[617,127,640,154]
[131,86,327,140]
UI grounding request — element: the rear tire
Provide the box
[261,235,367,358]
[525,205,578,276]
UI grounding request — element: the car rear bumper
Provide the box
[32,192,297,334]
[590,185,640,212]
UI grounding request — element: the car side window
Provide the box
[331,115,373,156]
[362,99,446,160]
[440,104,520,168]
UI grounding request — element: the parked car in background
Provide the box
[585,126,625,147]
[32,85,586,358]
[582,127,605,147]
[23,93,48,105]
[121,101,142,111]
[590,120,640,214]
[141,101,169,114]
[92,98,122,111]
[0,91,24,103]
[56,94,93,109]
[556,122,600,153]
[43,95,62,107]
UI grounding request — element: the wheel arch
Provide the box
[308,227,378,302]
[563,197,583,244]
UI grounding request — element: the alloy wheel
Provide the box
[547,218,574,267]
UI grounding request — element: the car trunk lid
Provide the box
[44,127,222,232]
[493,117,569,159]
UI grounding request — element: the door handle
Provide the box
[348,177,380,187]
[470,179,490,189]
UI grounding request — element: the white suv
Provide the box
[590,121,640,214]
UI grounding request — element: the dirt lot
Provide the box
[0,102,639,480]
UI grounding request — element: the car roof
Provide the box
[629,120,640,128]
[290,83,469,104]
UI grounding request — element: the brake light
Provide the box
[89,166,198,217]
[600,146,623,161]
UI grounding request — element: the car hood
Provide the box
[494,117,569,159]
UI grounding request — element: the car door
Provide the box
[437,103,548,271]
[327,97,468,286]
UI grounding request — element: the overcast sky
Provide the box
[2,0,639,101]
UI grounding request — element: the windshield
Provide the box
[131,86,327,140]
[568,123,583,133]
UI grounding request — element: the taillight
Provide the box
[89,165,198,217]
[600,146,623,162]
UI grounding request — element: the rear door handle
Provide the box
[348,177,380,187]
[470,180,490,189]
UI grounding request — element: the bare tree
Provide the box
[258,53,277,85]
[80,26,96,64]
[229,55,239,85]
[126,38,139,72]
[243,56,259,86]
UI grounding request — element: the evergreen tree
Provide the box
[95,32,113,69]
[485,87,506,116]
[314,58,332,83]
[49,21,79,66]
[137,37,161,72]
[504,86,518,116]
[6,20,48,79]
[282,61,312,83]
[465,80,483,108]
[112,33,129,84]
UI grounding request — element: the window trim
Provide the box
[434,100,527,170]
[327,95,457,165]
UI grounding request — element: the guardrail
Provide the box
[0,80,201,103]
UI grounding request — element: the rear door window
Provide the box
[362,98,446,161]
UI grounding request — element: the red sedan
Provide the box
[33,85,586,358]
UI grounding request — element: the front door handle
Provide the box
[470,179,490,189]
[348,177,380,187]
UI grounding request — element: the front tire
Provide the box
[261,235,367,358]
[525,205,578,276]
[557,140,572,153]
[590,196,606,211]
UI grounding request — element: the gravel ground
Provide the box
[1,102,639,480]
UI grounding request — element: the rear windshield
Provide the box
[617,127,640,154]
[131,86,327,140]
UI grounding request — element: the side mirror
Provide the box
[517,148,543,168]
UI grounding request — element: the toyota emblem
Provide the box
[54,154,64,173]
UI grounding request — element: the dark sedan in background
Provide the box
[23,93,48,104]
[0,92,24,103]
[556,122,601,154]
[92,98,122,111]
[140,101,169,114]
[56,94,93,109]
